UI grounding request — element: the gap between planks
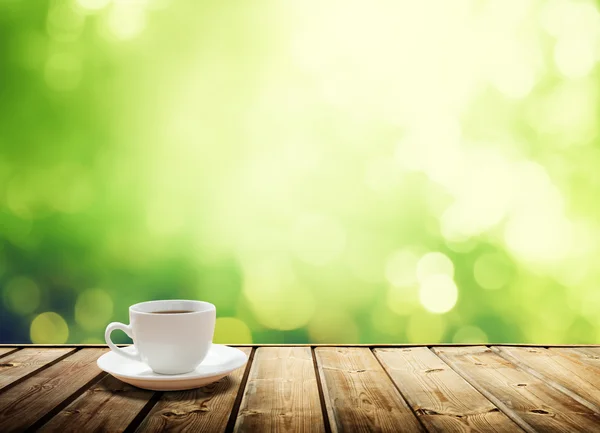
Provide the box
[432,347,537,433]
[311,347,332,433]
[234,347,326,432]
[432,346,600,433]
[26,371,108,432]
[224,347,256,433]
[0,348,20,360]
[122,391,164,433]
[373,347,525,432]
[370,348,430,433]
[315,347,426,432]
[0,348,80,396]
[0,349,109,432]
[2,345,598,433]
[30,347,254,433]
[491,346,600,414]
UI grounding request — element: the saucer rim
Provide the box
[97,344,248,381]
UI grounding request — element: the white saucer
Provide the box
[97,344,248,391]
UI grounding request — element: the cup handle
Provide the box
[105,322,142,362]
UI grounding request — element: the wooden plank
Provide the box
[0,348,19,359]
[374,347,522,432]
[315,347,424,433]
[0,349,107,433]
[0,348,75,391]
[434,346,600,433]
[495,346,600,413]
[38,374,156,433]
[136,347,253,433]
[557,347,600,366]
[553,347,600,385]
[234,347,325,433]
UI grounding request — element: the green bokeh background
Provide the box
[1,0,599,344]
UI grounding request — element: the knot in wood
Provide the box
[530,409,552,415]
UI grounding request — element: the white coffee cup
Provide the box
[105,300,216,375]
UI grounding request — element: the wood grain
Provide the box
[495,346,600,413]
[434,346,600,433]
[234,347,325,433]
[0,348,75,391]
[136,347,252,433]
[374,347,521,432]
[38,374,155,433]
[557,347,600,366]
[0,345,597,433]
[0,349,106,433]
[0,348,19,359]
[315,347,424,433]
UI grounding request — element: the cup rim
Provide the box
[129,299,216,316]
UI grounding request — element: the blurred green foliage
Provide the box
[1,0,600,344]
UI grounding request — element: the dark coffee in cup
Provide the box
[152,310,194,314]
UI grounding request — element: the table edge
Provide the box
[1,343,599,348]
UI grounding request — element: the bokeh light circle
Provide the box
[75,289,114,331]
[504,212,572,263]
[213,317,253,344]
[419,274,458,314]
[106,2,146,40]
[416,252,454,283]
[3,276,40,315]
[31,312,69,344]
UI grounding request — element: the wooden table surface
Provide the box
[0,345,598,432]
